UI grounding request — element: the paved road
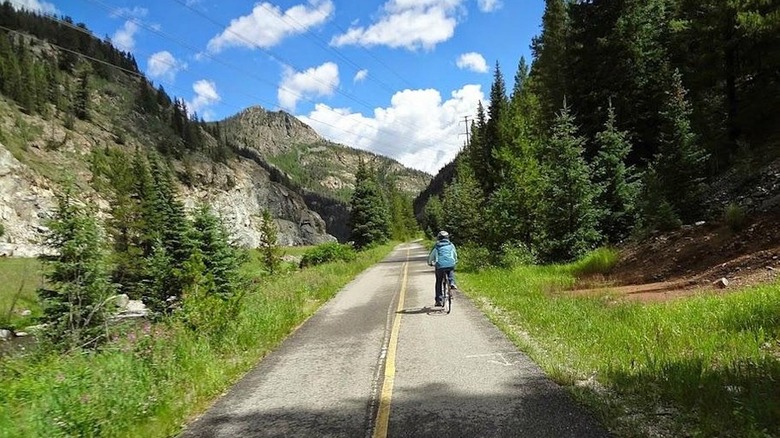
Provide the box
[180,243,609,438]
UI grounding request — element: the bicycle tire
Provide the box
[446,283,452,314]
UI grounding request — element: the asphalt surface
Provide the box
[180,242,610,438]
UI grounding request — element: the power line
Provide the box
[0,19,443,167]
[76,0,454,157]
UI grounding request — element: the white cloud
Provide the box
[330,0,465,51]
[477,0,503,12]
[187,80,220,118]
[110,7,148,19]
[278,62,339,112]
[298,84,484,174]
[456,52,488,73]
[206,0,334,54]
[10,0,56,13]
[147,51,187,82]
[353,69,368,83]
[112,21,139,52]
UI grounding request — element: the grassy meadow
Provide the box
[459,252,780,437]
[0,243,395,438]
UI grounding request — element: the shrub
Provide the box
[499,242,537,268]
[299,242,356,268]
[456,245,493,273]
[725,203,747,232]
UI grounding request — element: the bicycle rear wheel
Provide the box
[444,283,452,314]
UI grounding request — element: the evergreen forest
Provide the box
[417,0,779,263]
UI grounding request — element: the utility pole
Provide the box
[459,115,472,149]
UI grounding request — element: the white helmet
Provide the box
[437,230,449,240]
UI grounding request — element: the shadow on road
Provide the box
[180,376,610,438]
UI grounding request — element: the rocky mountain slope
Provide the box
[0,17,429,256]
[221,106,431,201]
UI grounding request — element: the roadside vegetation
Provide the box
[458,250,780,437]
[0,242,395,437]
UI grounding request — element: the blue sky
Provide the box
[15,0,545,174]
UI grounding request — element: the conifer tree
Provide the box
[258,209,281,275]
[349,160,390,249]
[440,160,485,244]
[74,70,90,120]
[643,69,708,226]
[38,184,114,351]
[530,0,569,133]
[536,103,600,262]
[191,204,244,298]
[422,196,444,239]
[592,104,639,243]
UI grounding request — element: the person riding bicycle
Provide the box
[427,230,458,307]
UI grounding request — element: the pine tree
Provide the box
[258,209,281,275]
[191,205,244,298]
[349,160,390,249]
[643,69,708,226]
[422,196,444,239]
[592,104,639,243]
[38,184,114,351]
[74,70,90,120]
[536,103,601,262]
[530,0,569,133]
[440,159,485,244]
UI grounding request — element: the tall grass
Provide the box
[0,258,43,329]
[0,243,395,438]
[461,256,780,437]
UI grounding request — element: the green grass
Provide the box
[0,258,43,329]
[0,243,396,438]
[460,257,780,437]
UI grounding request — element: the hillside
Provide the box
[0,8,430,253]
[221,106,431,201]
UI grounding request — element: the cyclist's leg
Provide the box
[446,268,456,288]
[434,269,445,305]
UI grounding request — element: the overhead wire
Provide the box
[0,14,442,167]
[76,0,457,158]
[164,0,438,137]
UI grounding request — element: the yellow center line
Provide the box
[373,249,409,438]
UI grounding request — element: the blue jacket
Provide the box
[428,239,458,269]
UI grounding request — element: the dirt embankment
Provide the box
[573,212,780,302]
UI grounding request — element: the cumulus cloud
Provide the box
[110,6,148,19]
[186,80,220,119]
[278,62,339,112]
[456,52,488,73]
[477,0,503,12]
[146,51,187,82]
[330,0,465,51]
[206,0,333,54]
[112,21,139,52]
[10,0,56,13]
[353,69,368,82]
[298,84,484,174]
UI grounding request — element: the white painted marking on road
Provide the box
[466,352,524,366]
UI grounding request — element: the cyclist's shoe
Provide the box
[450,283,457,290]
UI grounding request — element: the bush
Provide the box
[456,245,493,273]
[724,203,747,232]
[498,242,537,268]
[299,242,356,268]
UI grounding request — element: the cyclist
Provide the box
[427,230,458,307]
